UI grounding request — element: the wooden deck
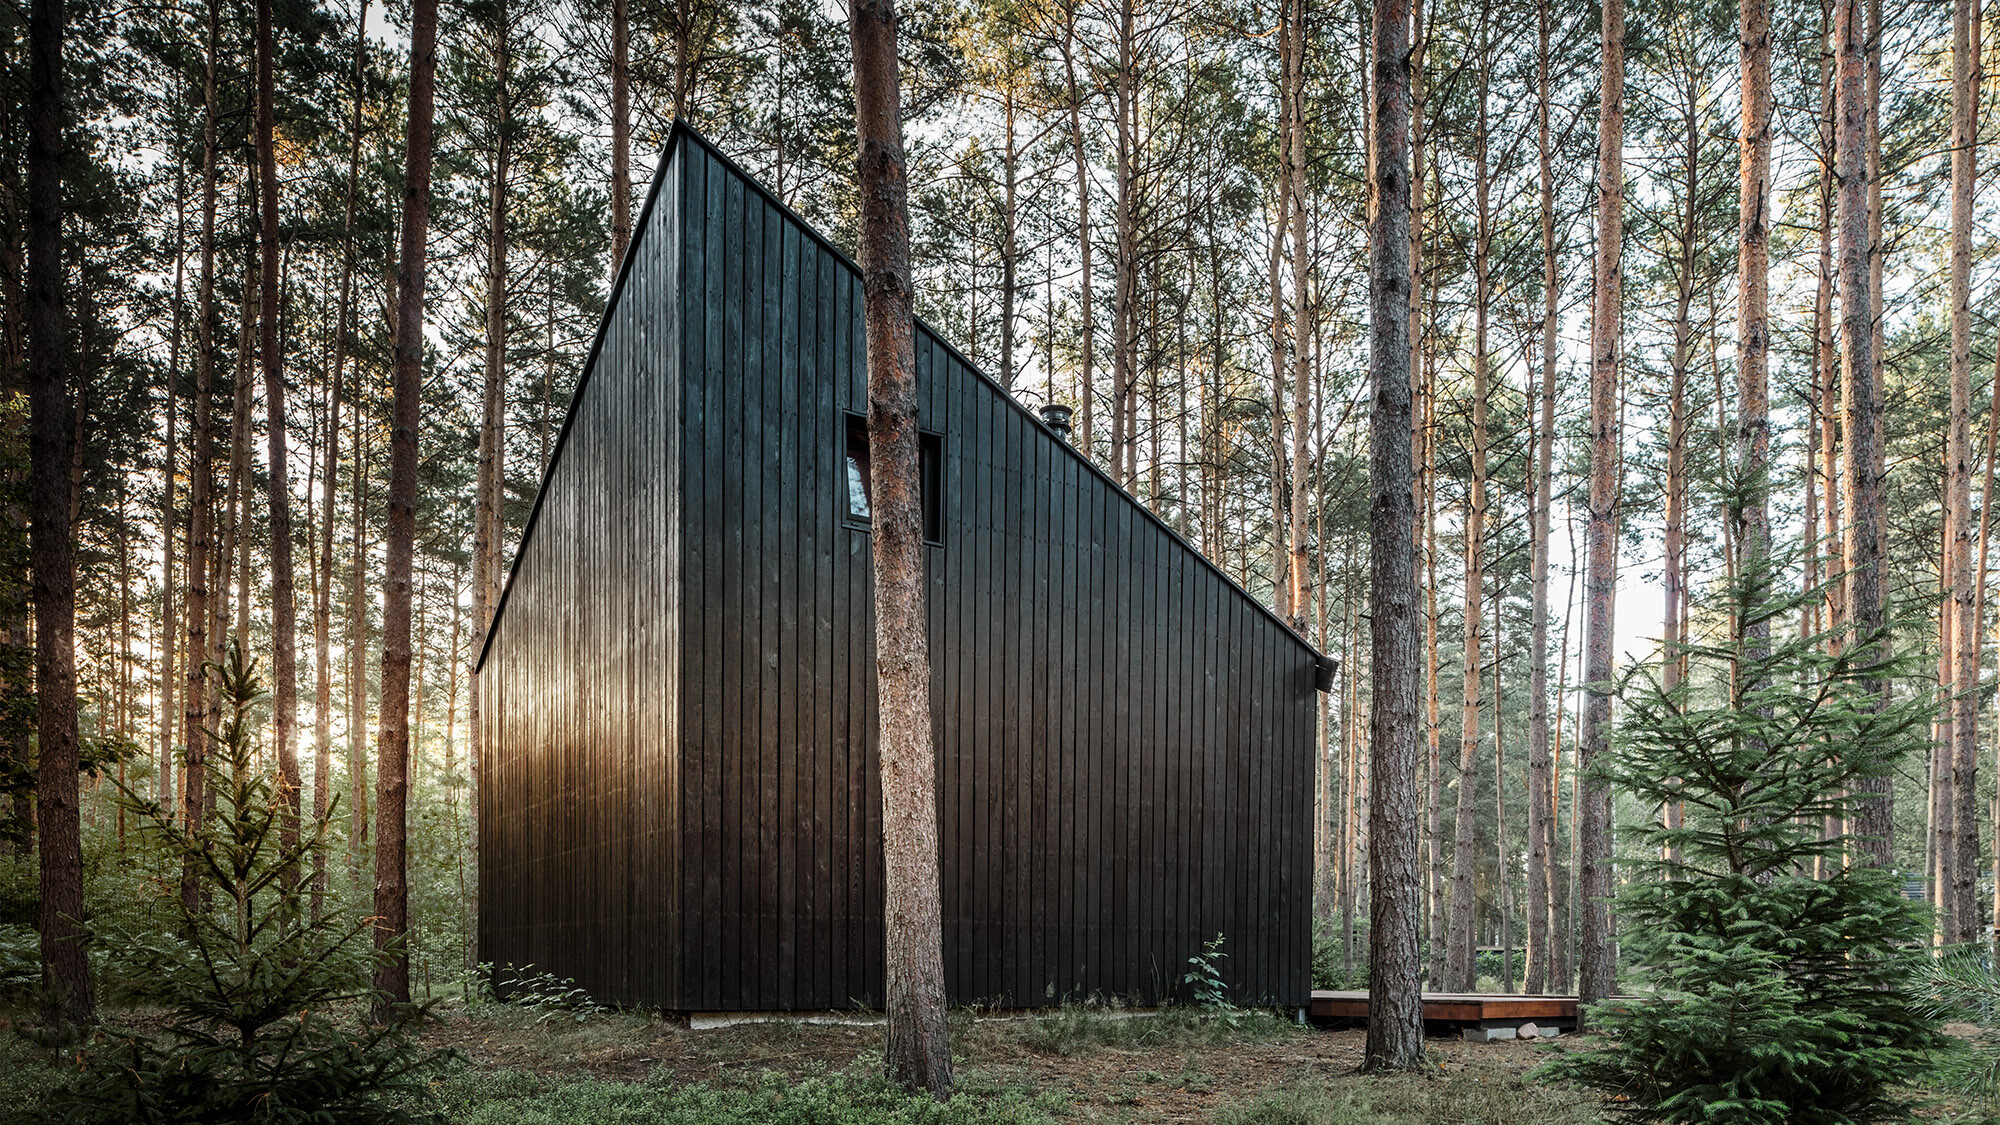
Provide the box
[1309,990,1577,1028]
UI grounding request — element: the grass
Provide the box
[0,1000,1612,1125]
[428,1066,1068,1125]
[964,1002,1304,1058]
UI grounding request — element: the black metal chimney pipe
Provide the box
[1039,403,1073,442]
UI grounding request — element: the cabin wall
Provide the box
[672,137,1317,1013]
[477,150,683,1008]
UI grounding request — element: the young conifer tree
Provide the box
[62,645,440,1124]
[1544,556,1940,1124]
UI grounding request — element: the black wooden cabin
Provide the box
[476,124,1327,1013]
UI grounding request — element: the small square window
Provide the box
[844,413,942,546]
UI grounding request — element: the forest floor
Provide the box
[415,1003,1603,1123]
[3,1002,1992,1122]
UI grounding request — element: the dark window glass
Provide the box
[845,416,871,520]
[844,414,942,546]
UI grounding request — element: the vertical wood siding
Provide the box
[481,125,1316,1014]
[478,142,681,1008]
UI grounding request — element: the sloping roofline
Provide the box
[476,121,1330,675]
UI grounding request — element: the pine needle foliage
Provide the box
[53,644,446,1125]
[1541,568,1942,1125]
[1913,946,2000,1099]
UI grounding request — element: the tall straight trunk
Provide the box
[1407,1,1430,980]
[256,0,301,860]
[1364,0,1422,1073]
[1110,0,1137,489]
[1268,212,1289,616]
[1834,0,1890,866]
[1660,79,1698,861]
[850,0,952,1096]
[1983,339,2000,965]
[374,0,437,1014]
[1817,9,1842,639]
[28,0,92,1026]
[1524,0,1557,991]
[999,83,1018,390]
[1060,13,1094,457]
[181,0,222,915]
[348,346,369,883]
[314,0,367,925]
[1947,0,1981,943]
[160,153,184,815]
[1446,35,1492,994]
[222,230,254,654]
[1738,0,1773,585]
[1285,0,1311,630]
[610,0,630,274]
[1493,592,1511,991]
[471,0,509,968]
[1422,371,1443,987]
[1580,0,1625,1014]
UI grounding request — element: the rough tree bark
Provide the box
[180,0,222,917]
[313,0,366,925]
[1834,0,1891,867]
[1947,0,1980,943]
[28,0,93,1027]
[1579,0,1625,1016]
[1363,0,1422,1074]
[471,0,509,971]
[1285,0,1311,631]
[255,0,301,864]
[1737,0,1772,585]
[1445,24,1491,994]
[374,0,437,1016]
[1524,0,1557,992]
[610,0,630,274]
[849,0,952,1097]
[1058,7,1094,458]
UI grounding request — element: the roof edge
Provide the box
[478,121,1330,677]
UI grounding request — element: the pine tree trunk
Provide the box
[470,0,509,969]
[1285,0,1311,631]
[1446,36,1492,994]
[1111,0,1137,490]
[159,156,183,817]
[27,0,92,1026]
[1834,0,1891,867]
[374,0,437,1014]
[610,0,630,275]
[181,0,222,915]
[1364,0,1422,1073]
[313,0,366,925]
[1947,0,1981,944]
[1061,14,1094,458]
[850,0,952,1097]
[1524,0,1556,989]
[1738,0,1773,588]
[255,0,301,866]
[1579,0,1625,1015]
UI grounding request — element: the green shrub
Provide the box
[51,645,448,1125]
[1540,571,1942,1125]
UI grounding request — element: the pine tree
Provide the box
[1544,568,1940,1124]
[60,645,442,1124]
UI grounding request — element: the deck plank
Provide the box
[1309,990,1578,1024]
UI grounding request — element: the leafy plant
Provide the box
[1540,567,1943,1125]
[492,962,609,1023]
[1183,932,1236,1012]
[52,644,448,1125]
